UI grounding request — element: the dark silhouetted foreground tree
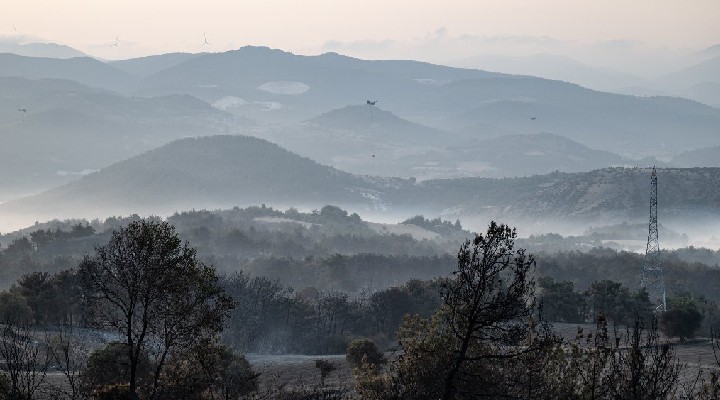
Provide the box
[438,221,540,400]
[356,221,559,399]
[79,220,234,400]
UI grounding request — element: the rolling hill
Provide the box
[0,135,383,227]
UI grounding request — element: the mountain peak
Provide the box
[309,104,403,126]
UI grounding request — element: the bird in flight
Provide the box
[530,116,536,120]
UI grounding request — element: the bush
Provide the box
[158,341,257,399]
[346,338,386,369]
[81,342,153,395]
[660,294,704,341]
[0,292,33,324]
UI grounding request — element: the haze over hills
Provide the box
[453,49,720,111]
[444,133,628,177]
[0,77,247,200]
[672,146,720,168]
[260,105,450,178]
[0,41,88,59]
[437,78,720,157]
[676,82,720,109]
[2,45,720,204]
[255,105,630,179]
[0,53,138,92]
[454,53,646,93]
[129,47,720,153]
[2,135,719,236]
[656,55,720,91]
[140,47,720,156]
[109,52,200,78]
[129,46,501,122]
[0,46,718,154]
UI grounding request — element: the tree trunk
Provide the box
[441,322,474,400]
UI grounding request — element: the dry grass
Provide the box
[249,354,355,393]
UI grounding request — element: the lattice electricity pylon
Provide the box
[640,166,667,312]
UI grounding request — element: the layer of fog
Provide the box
[4,203,720,252]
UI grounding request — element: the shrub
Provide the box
[346,338,386,369]
[81,342,152,395]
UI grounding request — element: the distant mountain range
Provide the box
[454,53,645,92]
[2,135,718,234]
[254,105,631,179]
[1,45,719,204]
[124,47,720,156]
[0,41,88,59]
[2,46,716,154]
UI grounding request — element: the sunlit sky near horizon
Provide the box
[2,0,720,73]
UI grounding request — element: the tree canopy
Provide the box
[79,220,234,399]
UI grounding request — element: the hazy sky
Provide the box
[3,0,719,66]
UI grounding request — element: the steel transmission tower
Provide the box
[641,166,666,312]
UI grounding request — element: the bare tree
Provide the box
[0,323,50,400]
[49,325,90,400]
[605,317,682,400]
